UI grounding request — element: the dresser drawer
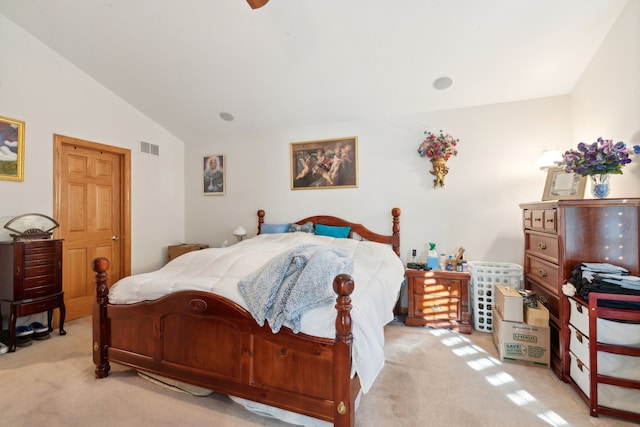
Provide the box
[568,297,589,334]
[569,324,590,369]
[14,294,62,317]
[526,278,559,320]
[530,209,557,232]
[24,274,55,289]
[411,295,460,319]
[569,351,591,398]
[24,255,55,268]
[525,255,560,294]
[24,284,59,299]
[523,209,533,229]
[24,263,55,278]
[23,240,57,251]
[524,231,559,264]
[410,276,461,297]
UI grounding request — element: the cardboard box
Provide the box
[495,284,523,322]
[524,303,549,327]
[492,307,550,368]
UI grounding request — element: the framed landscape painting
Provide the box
[290,136,358,190]
[203,154,225,195]
[0,116,25,181]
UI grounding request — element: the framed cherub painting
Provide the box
[290,136,358,190]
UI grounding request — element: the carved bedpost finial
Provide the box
[333,274,354,345]
[391,207,401,257]
[92,257,111,378]
[257,210,265,234]
[333,274,355,426]
[92,257,110,304]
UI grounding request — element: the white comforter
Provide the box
[109,232,405,393]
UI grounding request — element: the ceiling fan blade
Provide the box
[246,0,269,9]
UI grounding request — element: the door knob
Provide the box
[112,235,119,241]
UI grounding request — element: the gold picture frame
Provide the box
[0,115,25,181]
[203,154,225,195]
[290,136,358,190]
[541,167,586,201]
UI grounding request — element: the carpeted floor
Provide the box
[0,316,636,426]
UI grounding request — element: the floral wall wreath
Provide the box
[417,130,459,188]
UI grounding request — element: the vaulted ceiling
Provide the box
[0,1,629,142]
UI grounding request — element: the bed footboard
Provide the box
[92,257,359,426]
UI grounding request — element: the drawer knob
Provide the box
[537,242,547,250]
[430,304,444,312]
[538,269,547,278]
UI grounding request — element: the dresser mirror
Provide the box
[3,213,60,240]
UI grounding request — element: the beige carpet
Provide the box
[0,316,636,427]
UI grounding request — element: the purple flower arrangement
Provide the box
[562,137,640,176]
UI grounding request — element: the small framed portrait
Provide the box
[203,154,225,195]
[290,136,358,190]
[541,167,586,201]
[0,115,25,181]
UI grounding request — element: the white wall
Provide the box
[571,0,640,196]
[185,1,639,267]
[185,93,570,266]
[0,14,186,273]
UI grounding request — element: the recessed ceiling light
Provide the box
[219,112,234,122]
[433,77,453,90]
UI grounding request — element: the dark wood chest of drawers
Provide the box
[404,269,471,333]
[520,198,640,380]
[0,239,66,351]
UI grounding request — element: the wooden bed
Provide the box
[92,208,401,427]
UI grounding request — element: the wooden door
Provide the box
[53,135,131,321]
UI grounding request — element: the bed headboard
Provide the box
[256,208,401,257]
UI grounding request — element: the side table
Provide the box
[404,268,471,334]
[167,243,209,263]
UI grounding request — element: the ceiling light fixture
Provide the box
[219,112,234,122]
[433,77,453,90]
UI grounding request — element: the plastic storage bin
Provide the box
[468,261,523,332]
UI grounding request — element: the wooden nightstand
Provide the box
[0,239,66,352]
[404,269,471,334]
[167,243,209,262]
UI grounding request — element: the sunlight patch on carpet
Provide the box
[486,371,515,386]
[430,327,569,427]
[467,357,499,371]
[538,410,569,426]
[506,389,536,406]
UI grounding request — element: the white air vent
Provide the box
[140,141,160,156]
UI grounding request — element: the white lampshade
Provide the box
[536,148,564,171]
[233,226,247,240]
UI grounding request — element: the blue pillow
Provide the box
[315,224,351,238]
[261,223,289,234]
[288,221,314,233]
